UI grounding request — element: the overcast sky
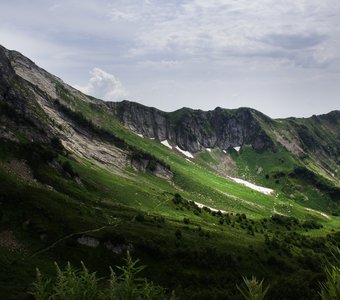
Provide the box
[1,0,339,118]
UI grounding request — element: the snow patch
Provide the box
[233,146,241,152]
[228,177,274,195]
[185,158,194,163]
[161,140,172,149]
[222,150,227,154]
[305,208,330,219]
[206,148,212,152]
[132,131,144,138]
[175,146,194,158]
[193,201,227,214]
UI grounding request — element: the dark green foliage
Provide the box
[183,217,190,224]
[290,167,340,200]
[30,253,166,300]
[172,193,183,205]
[237,276,270,300]
[24,142,57,164]
[319,247,340,300]
[302,220,323,230]
[50,137,64,153]
[270,214,299,227]
[135,214,145,223]
[130,149,170,173]
[62,161,78,178]
[175,229,182,240]
[0,98,39,129]
[297,125,318,150]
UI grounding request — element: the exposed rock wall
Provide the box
[107,101,275,153]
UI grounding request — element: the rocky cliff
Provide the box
[107,101,275,153]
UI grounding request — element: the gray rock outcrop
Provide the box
[107,101,275,153]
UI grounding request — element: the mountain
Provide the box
[0,45,339,299]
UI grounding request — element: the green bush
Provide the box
[183,217,190,224]
[237,276,270,300]
[30,252,166,300]
[319,247,340,300]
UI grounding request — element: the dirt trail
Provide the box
[26,222,120,260]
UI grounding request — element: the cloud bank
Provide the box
[75,68,128,101]
[0,0,339,117]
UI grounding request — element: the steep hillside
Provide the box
[108,100,339,183]
[0,45,339,300]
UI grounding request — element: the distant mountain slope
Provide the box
[108,100,339,183]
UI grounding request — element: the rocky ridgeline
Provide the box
[107,101,275,153]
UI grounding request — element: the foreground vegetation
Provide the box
[31,249,340,300]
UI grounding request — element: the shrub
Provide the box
[183,218,190,224]
[62,161,78,177]
[302,220,323,230]
[319,247,340,300]
[237,276,270,300]
[172,193,182,205]
[135,214,145,223]
[30,252,166,300]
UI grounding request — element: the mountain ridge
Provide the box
[1,44,339,183]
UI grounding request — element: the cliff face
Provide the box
[0,45,52,143]
[107,101,275,153]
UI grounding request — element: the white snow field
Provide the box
[161,140,172,149]
[175,146,194,158]
[228,177,274,195]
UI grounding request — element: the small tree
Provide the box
[172,193,182,205]
[183,217,190,224]
[237,276,270,300]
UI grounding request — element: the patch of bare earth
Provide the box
[31,91,129,176]
[211,152,237,177]
[273,130,303,155]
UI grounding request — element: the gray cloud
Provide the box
[262,33,326,50]
[0,0,339,117]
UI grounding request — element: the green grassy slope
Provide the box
[0,137,339,300]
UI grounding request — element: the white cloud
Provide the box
[74,68,128,101]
